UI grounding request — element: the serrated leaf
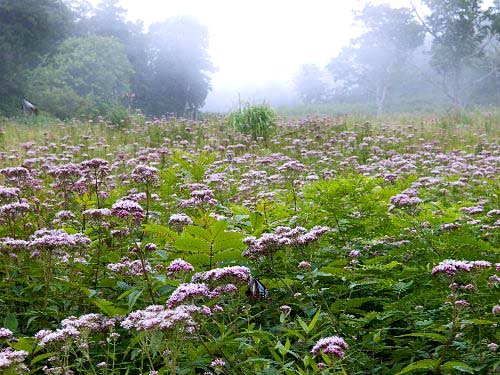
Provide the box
[211,220,228,240]
[3,314,18,331]
[213,249,244,262]
[127,289,143,311]
[31,352,56,366]
[183,225,212,242]
[400,333,447,343]
[11,337,35,353]
[143,223,179,242]
[297,317,309,334]
[93,299,127,316]
[213,231,245,252]
[249,212,265,231]
[174,237,209,253]
[307,308,321,333]
[442,361,474,373]
[396,359,438,374]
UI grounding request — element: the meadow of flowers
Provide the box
[0,114,498,374]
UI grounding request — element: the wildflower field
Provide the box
[0,113,498,374]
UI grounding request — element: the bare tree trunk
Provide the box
[376,84,388,117]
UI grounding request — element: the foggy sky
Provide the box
[90,0,424,109]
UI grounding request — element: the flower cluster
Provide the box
[0,347,29,372]
[0,328,13,339]
[35,314,115,347]
[168,213,193,227]
[166,283,214,308]
[0,186,20,201]
[166,258,195,277]
[131,164,159,186]
[431,259,492,277]
[389,190,423,209]
[29,229,91,258]
[111,199,144,222]
[107,257,152,277]
[243,226,329,259]
[311,336,349,358]
[191,266,251,285]
[121,304,200,334]
[179,188,218,208]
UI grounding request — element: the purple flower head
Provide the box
[107,257,152,277]
[168,213,193,227]
[121,304,200,333]
[191,266,251,286]
[211,359,226,368]
[166,258,195,277]
[0,186,20,201]
[311,336,348,358]
[0,328,13,339]
[167,283,214,308]
[390,193,423,208]
[111,199,144,222]
[0,347,29,371]
[179,188,218,208]
[29,229,91,258]
[131,164,159,186]
[432,259,492,277]
[298,261,311,269]
[243,226,329,259]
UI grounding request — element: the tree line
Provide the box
[0,0,214,119]
[294,0,500,115]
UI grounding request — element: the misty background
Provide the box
[1,0,499,119]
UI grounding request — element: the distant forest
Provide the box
[1,1,499,119]
[294,1,500,115]
[0,0,213,118]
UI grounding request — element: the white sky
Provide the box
[89,0,423,107]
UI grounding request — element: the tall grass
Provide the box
[226,102,277,144]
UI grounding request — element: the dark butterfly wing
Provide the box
[247,276,269,300]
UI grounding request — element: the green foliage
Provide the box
[0,0,72,115]
[0,113,498,374]
[26,36,133,119]
[227,102,277,143]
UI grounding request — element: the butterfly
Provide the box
[246,276,269,300]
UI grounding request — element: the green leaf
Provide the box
[127,289,143,311]
[462,319,496,326]
[441,361,474,373]
[213,231,245,252]
[3,314,18,332]
[93,299,127,316]
[143,223,179,242]
[174,236,210,253]
[396,359,438,374]
[31,352,56,366]
[307,308,321,333]
[297,317,309,334]
[249,212,265,231]
[211,219,228,240]
[183,225,212,242]
[213,249,244,262]
[11,337,35,353]
[400,333,447,343]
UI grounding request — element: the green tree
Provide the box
[327,4,425,115]
[0,0,72,115]
[293,64,331,105]
[416,0,496,106]
[27,36,133,119]
[72,0,148,110]
[144,16,215,117]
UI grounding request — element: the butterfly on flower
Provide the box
[246,276,269,300]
